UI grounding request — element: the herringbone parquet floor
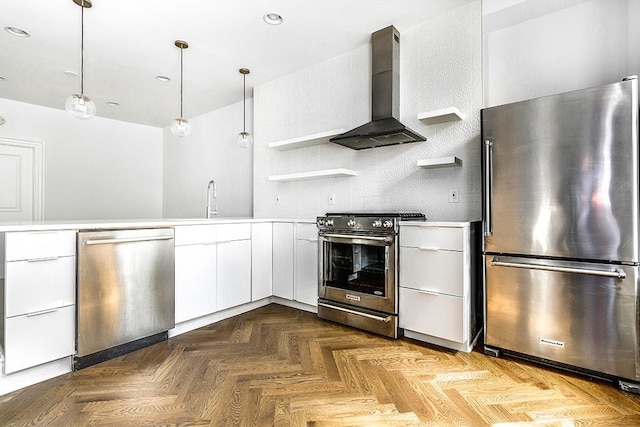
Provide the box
[1,303,640,426]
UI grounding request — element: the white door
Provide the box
[0,138,44,222]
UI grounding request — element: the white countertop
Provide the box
[401,220,481,227]
[0,217,316,232]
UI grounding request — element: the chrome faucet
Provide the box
[206,180,217,218]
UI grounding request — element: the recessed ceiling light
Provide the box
[5,26,30,37]
[156,75,171,82]
[0,76,5,81]
[63,70,78,77]
[0,116,5,125]
[106,101,120,107]
[263,13,283,25]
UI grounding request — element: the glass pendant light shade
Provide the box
[171,117,192,137]
[65,93,96,119]
[236,131,253,148]
[237,68,252,148]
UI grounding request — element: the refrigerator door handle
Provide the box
[491,259,626,279]
[483,139,493,236]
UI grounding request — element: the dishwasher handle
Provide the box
[83,235,174,246]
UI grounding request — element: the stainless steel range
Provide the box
[317,212,425,338]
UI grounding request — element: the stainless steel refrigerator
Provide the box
[482,77,640,393]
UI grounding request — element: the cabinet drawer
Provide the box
[399,287,467,343]
[399,247,465,296]
[400,226,464,251]
[174,225,217,246]
[5,230,76,261]
[296,223,318,241]
[217,223,251,242]
[6,256,76,317]
[4,305,75,374]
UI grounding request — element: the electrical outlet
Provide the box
[449,188,459,203]
[328,193,336,205]
[275,194,281,205]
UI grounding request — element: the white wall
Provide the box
[484,0,637,106]
[0,98,163,220]
[253,1,483,221]
[162,99,253,218]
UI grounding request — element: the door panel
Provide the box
[484,255,639,380]
[0,138,43,222]
[483,79,638,262]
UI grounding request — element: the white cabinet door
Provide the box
[272,223,294,299]
[399,247,465,297]
[5,305,75,374]
[174,244,217,323]
[399,287,467,343]
[295,224,318,306]
[252,223,273,301]
[217,239,252,311]
[5,256,76,317]
[5,230,76,261]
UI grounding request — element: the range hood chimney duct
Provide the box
[330,25,426,150]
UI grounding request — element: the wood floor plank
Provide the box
[0,303,639,426]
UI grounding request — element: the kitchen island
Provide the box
[0,217,317,396]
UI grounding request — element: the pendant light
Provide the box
[171,40,192,137]
[65,0,96,120]
[236,68,253,148]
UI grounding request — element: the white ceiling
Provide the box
[0,0,474,128]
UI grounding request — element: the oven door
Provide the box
[319,232,397,314]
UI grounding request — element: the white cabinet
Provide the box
[272,223,294,299]
[216,224,252,311]
[294,223,318,306]
[174,225,217,323]
[251,223,273,301]
[3,230,76,373]
[399,222,481,353]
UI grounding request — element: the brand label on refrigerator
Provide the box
[539,337,565,348]
[346,294,361,302]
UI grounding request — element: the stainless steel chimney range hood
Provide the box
[330,25,426,150]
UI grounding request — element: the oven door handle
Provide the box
[320,233,393,245]
[318,302,393,323]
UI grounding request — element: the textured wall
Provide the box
[253,1,482,221]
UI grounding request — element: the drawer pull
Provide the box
[318,302,392,323]
[26,256,60,262]
[419,246,441,251]
[417,289,439,296]
[26,308,59,317]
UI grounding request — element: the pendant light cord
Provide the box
[180,46,184,118]
[80,4,85,95]
[243,73,246,132]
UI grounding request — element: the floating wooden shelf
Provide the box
[268,129,346,150]
[417,107,464,124]
[268,168,357,182]
[417,157,462,169]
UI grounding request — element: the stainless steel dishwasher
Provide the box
[76,228,175,369]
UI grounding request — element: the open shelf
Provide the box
[268,128,346,151]
[417,157,462,169]
[417,107,464,125]
[268,168,357,182]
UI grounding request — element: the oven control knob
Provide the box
[317,218,325,227]
[347,219,356,227]
[372,220,382,228]
[383,220,393,228]
[326,219,334,226]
